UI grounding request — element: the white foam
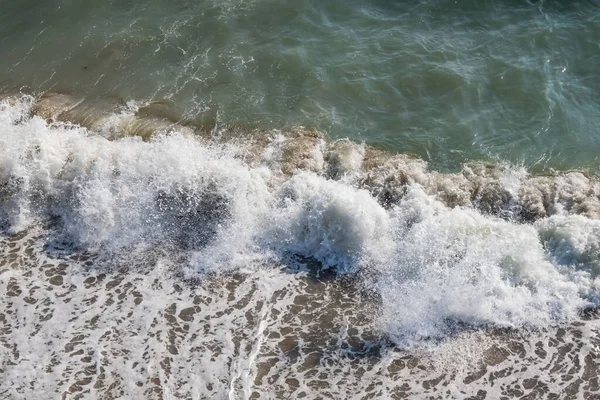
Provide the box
[0,95,598,345]
[378,188,588,343]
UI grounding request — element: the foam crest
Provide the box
[266,172,394,272]
[1,94,599,343]
[24,92,600,223]
[378,188,588,342]
[537,215,600,284]
[0,108,265,251]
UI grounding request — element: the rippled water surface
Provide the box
[1,0,600,170]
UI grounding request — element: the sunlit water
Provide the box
[2,1,600,399]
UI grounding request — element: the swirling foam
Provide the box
[1,94,599,343]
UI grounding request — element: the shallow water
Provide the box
[2,229,600,399]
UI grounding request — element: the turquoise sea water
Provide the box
[4,2,600,398]
[1,0,599,171]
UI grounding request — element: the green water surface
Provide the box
[1,0,599,171]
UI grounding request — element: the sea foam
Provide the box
[1,94,599,343]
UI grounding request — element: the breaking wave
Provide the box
[1,93,599,343]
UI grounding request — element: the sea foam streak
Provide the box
[1,93,599,343]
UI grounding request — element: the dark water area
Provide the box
[1,0,599,171]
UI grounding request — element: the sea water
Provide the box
[1,1,600,399]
